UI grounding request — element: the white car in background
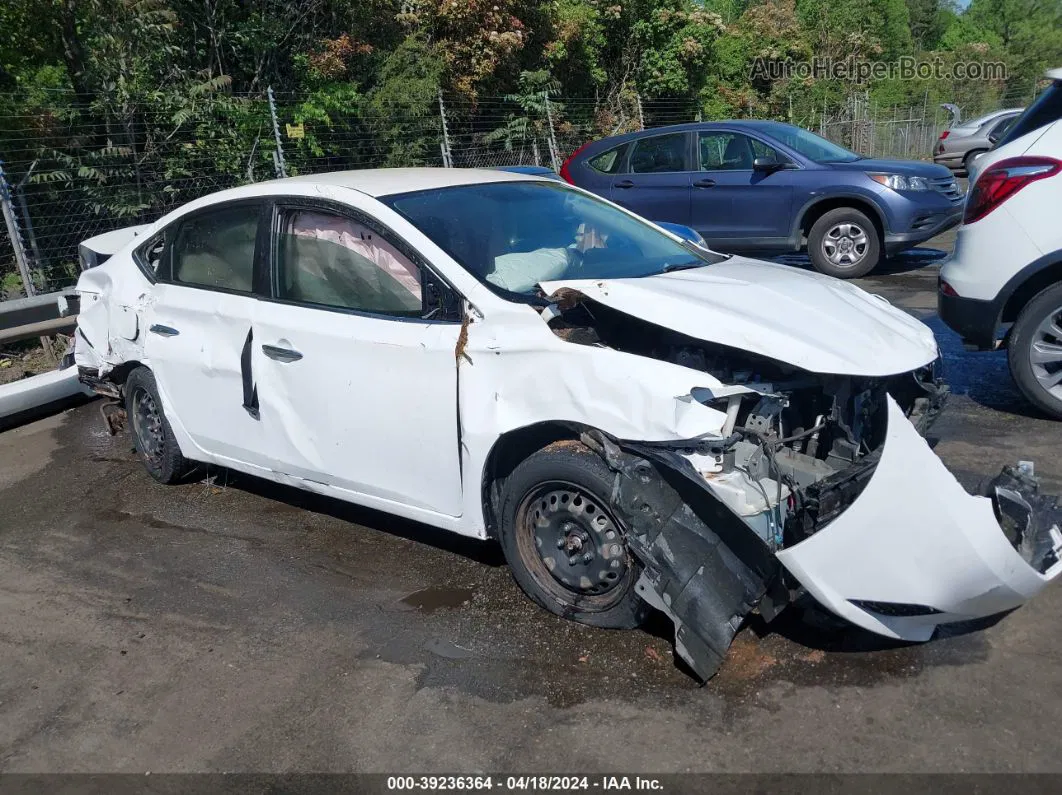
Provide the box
[74,168,1061,680]
[940,68,1062,418]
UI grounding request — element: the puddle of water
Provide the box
[399,585,475,613]
[425,637,475,660]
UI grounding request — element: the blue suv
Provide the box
[561,121,964,278]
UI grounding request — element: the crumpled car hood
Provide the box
[540,257,939,376]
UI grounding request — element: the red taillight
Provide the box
[559,141,592,184]
[963,156,1062,224]
[939,279,959,297]
[939,130,950,140]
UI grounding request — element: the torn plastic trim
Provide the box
[580,429,780,682]
[986,464,1062,576]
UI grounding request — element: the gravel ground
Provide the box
[1,224,1061,774]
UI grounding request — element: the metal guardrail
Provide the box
[0,288,79,345]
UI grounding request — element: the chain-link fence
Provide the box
[816,85,1037,161]
[0,85,1040,301]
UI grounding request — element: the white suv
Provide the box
[940,68,1062,417]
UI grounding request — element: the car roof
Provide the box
[273,167,536,197]
[954,108,1024,129]
[189,168,538,209]
[582,120,805,150]
[148,168,545,228]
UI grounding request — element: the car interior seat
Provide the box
[722,136,753,170]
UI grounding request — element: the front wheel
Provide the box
[807,207,881,279]
[496,443,650,629]
[1008,283,1062,419]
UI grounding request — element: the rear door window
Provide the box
[628,133,690,173]
[171,204,261,292]
[998,83,1062,148]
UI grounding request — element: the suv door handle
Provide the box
[693,178,716,188]
[149,324,179,337]
[614,180,635,189]
[262,344,303,363]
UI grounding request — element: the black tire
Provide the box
[964,149,986,174]
[496,442,650,629]
[807,207,881,279]
[1007,282,1062,419]
[124,366,190,483]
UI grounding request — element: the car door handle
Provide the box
[614,180,635,189]
[262,344,303,363]
[693,179,716,188]
[149,324,179,337]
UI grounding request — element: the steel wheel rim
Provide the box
[131,386,165,466]
[1029,306,1062,399]
[516,481,631,607]
[822,222,869,267]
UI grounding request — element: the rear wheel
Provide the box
[807,207,881,279]
[125,366,190,483]
[496,443,650,629]
[1008,283,1062,419]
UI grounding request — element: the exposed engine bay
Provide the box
[545,295,948,552]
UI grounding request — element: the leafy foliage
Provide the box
[1,0,1061,289]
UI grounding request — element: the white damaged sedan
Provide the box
[74,168,1062,680]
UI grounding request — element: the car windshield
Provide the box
[382,181,722,297]
[754,122,862,163]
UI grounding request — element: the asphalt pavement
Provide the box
[1,228,1061,774]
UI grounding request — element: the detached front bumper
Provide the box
[777,396,1062,641]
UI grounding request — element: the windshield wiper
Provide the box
[662,260,704,273]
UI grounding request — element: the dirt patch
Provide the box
[542,438,591,454]
[718,633,780,681]
[0,339,64,386]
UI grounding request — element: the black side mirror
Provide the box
[987,131,1000,146]
[753,157,784,173]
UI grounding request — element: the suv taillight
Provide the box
[963,156,1062,224]
[939,130,950,140]
[559,142,592,184]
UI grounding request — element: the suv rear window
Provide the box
[588,144,628,174]
[998,82,1062,148]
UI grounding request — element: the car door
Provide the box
[609,131,693,226]
[250,200,463,517]
[692,130,795,245]
[143,200,271,466]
